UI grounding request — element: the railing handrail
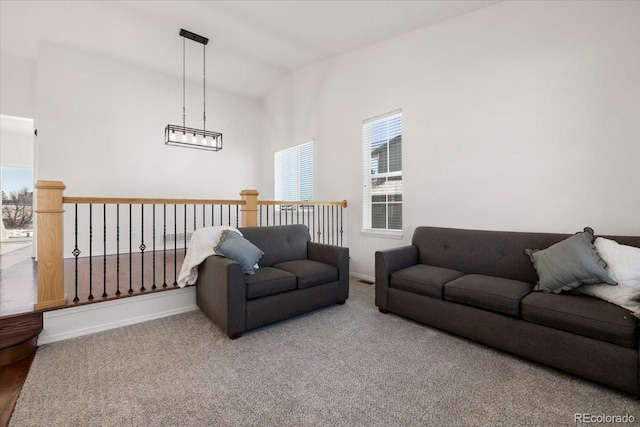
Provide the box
[258,199,347,208]
[62,197,347,208]
[63,196,246,205]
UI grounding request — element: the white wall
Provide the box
[263,0,640,278]
[37,42,264,199]
[0,52,36,118]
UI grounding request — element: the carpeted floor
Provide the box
[10,279,639,426]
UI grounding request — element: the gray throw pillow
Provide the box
[525,228,617,293]
[215,230,264,274]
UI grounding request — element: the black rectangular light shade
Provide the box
[179,29,208,45]
[165,124,222,151]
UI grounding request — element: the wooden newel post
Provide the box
[240,189,259,227]
[34,180,67,310]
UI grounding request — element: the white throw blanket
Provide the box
[177,226,242,287]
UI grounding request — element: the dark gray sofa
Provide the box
[197,224,349,339]
[375,226,640,395]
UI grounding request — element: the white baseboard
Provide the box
[38,287,197,345]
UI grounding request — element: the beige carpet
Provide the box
[10,280,639,426]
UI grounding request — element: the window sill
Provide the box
[361,229,404,240]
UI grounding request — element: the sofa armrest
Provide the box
[375,245,418,310]
[196,255,246,337]
[308,242,350,302]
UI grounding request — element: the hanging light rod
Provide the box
[165,28,222,151]
[179,29,208,45]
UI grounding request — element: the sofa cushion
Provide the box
[444,275,533,316]
[239,225,310,267]
[521,292,639,349]
[575,237,640,315]
[524,228,616,294]
[215,230,264,274]
[244,267,296,300]
[274,260,338,289]
[390,265,464,299]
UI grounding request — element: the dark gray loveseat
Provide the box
[197,224,349,339]
[375,226,640,395]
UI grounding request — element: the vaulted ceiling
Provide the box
[0,0,499,99]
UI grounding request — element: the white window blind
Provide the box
[362,110,402,231]
[275,141,314,201]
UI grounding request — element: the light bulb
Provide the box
[202,137,208,145]
[181,133,186,142]
[170,132,176,140]
[192,134,197,143]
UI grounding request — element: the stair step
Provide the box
[0,312,42,367]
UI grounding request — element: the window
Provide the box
[362,110,402,232]
[274,141,314,201]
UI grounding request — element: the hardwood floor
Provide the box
[0,242,187,315]
[0,310,42,427]
[63,249,186,305]
[0,354,34,427]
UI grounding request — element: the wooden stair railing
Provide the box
[33,181,347,310]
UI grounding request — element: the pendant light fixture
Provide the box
[165,29,222,151]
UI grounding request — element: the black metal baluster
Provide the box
[228,205,231,226]
[316,206,321,243]
[193,204,196,233]
[219,205,222,226]
[202,204,205,228]
[102,204,107,298]
[312,205,316,242]
[266,204,270,226]
[152,204,157,290]
[116,204,121,296]
[236,205,239,228]
[323,205,326,244]
[163,204,167,288]
[140,204,146,292]
[128,204,133,294]
[340,205,344,246]
[72,204,80,303]
[173,204,177,286]
[184,204,187,256]
[302,205,306,228]
[313,205,317,242]
[328,206,331,245]
[332,206,335,245]
[259,205,263,227]
[211,204,214,226]
[89,204,94,301]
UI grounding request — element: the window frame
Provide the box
[362,110,403,237]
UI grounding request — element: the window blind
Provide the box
[275,141,314,201]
